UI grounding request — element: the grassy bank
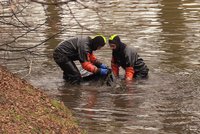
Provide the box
[0,66,82,134]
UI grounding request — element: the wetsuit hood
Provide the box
[89,35,106,51]
[109,34,126,53]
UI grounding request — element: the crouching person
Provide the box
[53,35,108,84]
[108,34,149,81]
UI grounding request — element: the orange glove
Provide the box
[111,57,119,77]
[125,67,134,80]
[81,62,98,73]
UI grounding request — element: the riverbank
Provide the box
[0,65,82,134]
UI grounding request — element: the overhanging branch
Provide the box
[30,0,76,5]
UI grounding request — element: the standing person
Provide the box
[108,34,149,81]
[53,35,109,84]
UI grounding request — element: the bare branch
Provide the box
[0,20,47,49]
[30,0,76,5]
[66,4,97,34]
[22,59,33,78]
[10,7,30,29]
[0,56,27,61]
[0,0,105,62]
[0,21,64,52]
[0,20,25,28]
[9,0,31,28]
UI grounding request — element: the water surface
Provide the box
[0,0,200,133]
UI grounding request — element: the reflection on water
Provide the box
[44,1,62,50]
[1,0,200,133]
[159,0,186,68]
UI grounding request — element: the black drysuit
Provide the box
[112,44,149,79]
[53,36,102,84]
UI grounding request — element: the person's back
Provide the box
[124,46,149,78]
[54,36,91,62]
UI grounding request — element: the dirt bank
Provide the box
[0,66,82,134]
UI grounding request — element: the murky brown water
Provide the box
[1,0,200,133]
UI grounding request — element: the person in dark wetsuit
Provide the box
[53,35,109,84]
[108,34,149,81]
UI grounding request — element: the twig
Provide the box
[28,59,32,75]
[30,0,75,5]
[66,4,97,34]
[22,59,33,78]
[0,20,47,49]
